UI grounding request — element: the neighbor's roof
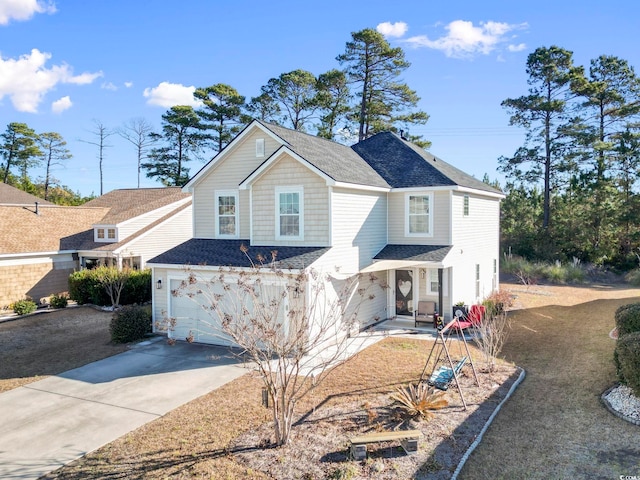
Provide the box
[352,132,503,194]
[83,187,191,224]
[373,244,453,263]
[149,238,330,270]
[0,183,53,206]
[250,121,390,189]
[0,205,108,254]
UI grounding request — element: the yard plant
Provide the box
[110,305,152,343]
[166,249,387,446]
[12,298,37,315]
[614,302,640,336]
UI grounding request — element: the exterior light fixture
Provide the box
[156,279,162,289]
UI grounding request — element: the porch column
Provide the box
[438,268,444,317]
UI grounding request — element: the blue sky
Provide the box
[1,0,639,197]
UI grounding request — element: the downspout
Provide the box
[438,268,444,319]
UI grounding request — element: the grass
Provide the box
[4,284,640,478]
[458,286,640,479]
[0,306,128,392]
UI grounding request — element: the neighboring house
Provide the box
[0,186,192,308]
[149,120,504,346]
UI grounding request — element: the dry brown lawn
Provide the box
[4,283,640,479]
[0,306,128,393]
[459,282,640,479]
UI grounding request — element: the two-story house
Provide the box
[148,120,504,346]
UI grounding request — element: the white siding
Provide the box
[387,190,451,245]
[251,155,329,246]
[118,205,192,268]
[193,129,283,238]
[116,199,190,241]
[447,192,501,305]
[310,187,389,327]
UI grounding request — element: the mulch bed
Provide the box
[231,362,520,479]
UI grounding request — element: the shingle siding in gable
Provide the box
[251,155,329,247]
[193,128,280,239]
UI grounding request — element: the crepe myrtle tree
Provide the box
[161,247,388,446]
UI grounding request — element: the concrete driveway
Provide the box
[0,337,247,480]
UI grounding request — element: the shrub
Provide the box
[69,267,152,306]
[615,331,640,397]
[13,298,37,315]
[109,305,152,343]
[390,383,448,421]
[615,303,640,336]
[49,292,69,308]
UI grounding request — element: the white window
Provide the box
[256,138,265,157]
[275,186,303,240]
[427,269,439,295]
[492,258,497,291]
[463,195,470,216]
[107,228,116,240]
[405,193,433,236]
[97,228,105,239]
[475,264,481,298]
[215,191,239,238]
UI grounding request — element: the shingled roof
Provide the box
[373,244,453,263]
[83,187,191,224]
[351,132,502,194]
[0,205,108,254]
[149,238,330,270]
[0,183,53,206]
[256,122,389,189]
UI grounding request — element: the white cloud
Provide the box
[101,81,117,91]
[143,81,202,108]
[124,81,133,88]
[377,21,408,38]
[508,43,527,52]
[0,0,56,25]
[51,95,71,113]
[405,20,528,59]
[0,48,103,112]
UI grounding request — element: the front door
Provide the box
[395,269,414,317]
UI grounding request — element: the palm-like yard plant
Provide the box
[390,382,448,421]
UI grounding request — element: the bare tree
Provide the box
[470,290,513,372]
[80,120,114,195]
[162,250,387,446]
[118,118,155,188]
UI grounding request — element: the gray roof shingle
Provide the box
[373,244,453,263]
[258,122,389,188]
[351,132,502,194]
[149,239,330,270]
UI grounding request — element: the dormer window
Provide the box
[256,138,265,157]
[95,226,117,242]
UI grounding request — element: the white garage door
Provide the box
[168,277,288,346]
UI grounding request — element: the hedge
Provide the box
[69,267,151,306]
[615,331,640,397]
[615,302,640,337]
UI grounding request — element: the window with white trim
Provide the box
[463,195,470,216]
[215,190,239,237]
[256,138,265,157]
[427,269,439,295]
[97,228,105,239]
[475,264,481,298]
[405,193,433,236]
[276,186,303,240]
[107,228,116,240]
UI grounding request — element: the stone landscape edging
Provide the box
[451,366,527,480]
[600,383,640,427]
